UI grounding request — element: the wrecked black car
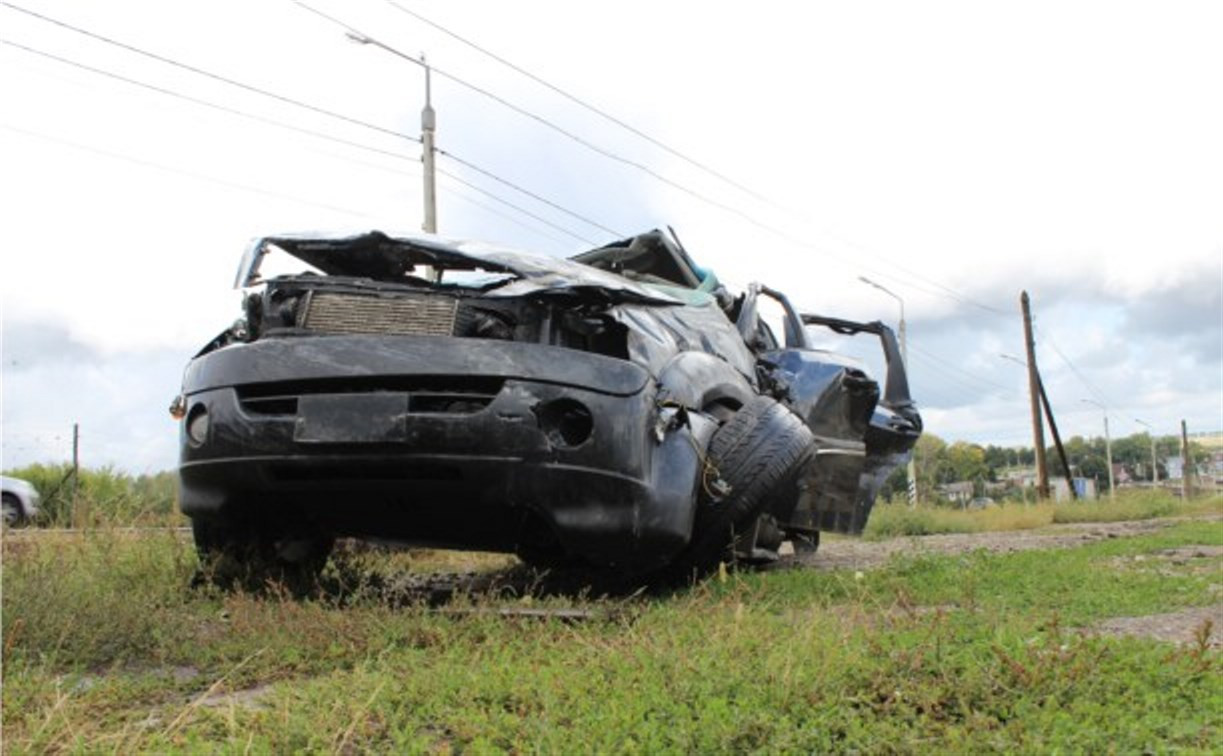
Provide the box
[174,229,920,584]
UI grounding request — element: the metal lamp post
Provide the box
[859,276,916,506]
[1134,418,1158,485]
[345,31,439,281]
[1083,398,1114,499]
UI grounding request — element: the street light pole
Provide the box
[345,31,438,277]
[420,55,437,235]
[347,31,437,234]
[1135,418,1158,485]
[859,276,916,506]
[1083,399,1114,499]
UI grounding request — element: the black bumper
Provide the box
[178,335,711,568]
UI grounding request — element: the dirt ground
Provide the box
[786,515,1219,571]
[781,515,1223,648]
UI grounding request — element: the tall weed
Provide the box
[2,529,197,668]
[2,464,181,527]
[867,490,1219,539]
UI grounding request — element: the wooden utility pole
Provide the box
[1180,419,1192,499]
[71,422,81,526]
[1021,292,1050,499]
[1037,376,1076,499]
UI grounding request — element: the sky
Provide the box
[1,0,1220,473]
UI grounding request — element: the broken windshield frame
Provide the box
[235,239,520,291]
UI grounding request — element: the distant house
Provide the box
[1165,456,1184,480]
[1112,463,1132,486]
[938,481,974,504]
[1054,477,1097,501]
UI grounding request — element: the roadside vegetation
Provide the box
[2,463,180,528]
[5,464,1217,536]
[866,489,1221,539]
[876,431,1214,505]
[3,509,1220,751]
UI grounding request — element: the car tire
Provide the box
[191,515,333,595]
[2,493,25,528]
[667,395,815,581]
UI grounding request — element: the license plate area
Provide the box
[294,393,408,444]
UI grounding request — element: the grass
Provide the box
[2,463,182,528]
[3,514,1220,752]
[865,489,1221,539]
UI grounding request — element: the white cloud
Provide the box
[1,0,1220,470]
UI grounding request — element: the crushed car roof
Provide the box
[236,230,685,305]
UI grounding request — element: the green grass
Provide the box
[866,490,1220,539]
[2,463,182,528]
[3,518,1220,752]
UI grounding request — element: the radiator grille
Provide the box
[301,292,458,336]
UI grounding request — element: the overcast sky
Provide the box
[2,0,1220,473]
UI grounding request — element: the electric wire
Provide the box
[907,345,1018,398]
[4,0,1035,319]
[1034,324,1116,408]
[435,150,623,238]
[382,0,774,206]
[0,1,411,141]
[381,0,1013,318]
[1,123,381,220]
[294,1,784,229]
[435,167,598,245]
[1,28,616,242]
[909,343,1017,394]
[0,38,422,158]
[437,175,576,250]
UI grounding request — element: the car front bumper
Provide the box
[178,334,714,568]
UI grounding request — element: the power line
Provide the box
[436,167,597,245]
[380,1,1014,319]
[0,2,416,142]
[292,4,825,233]
[437,176,577,250]
[3,0,1033,320]
[1,26,619,244]
[437,150,622,238]
[382,0,774,206]
[1,38,422,159]
[1034,324,1115,408]
[908,343,1018,397]
[1,123,381,220]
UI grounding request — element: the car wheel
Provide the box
[2,493,25,528]
[668,395,815,580]
[191,515,334,594]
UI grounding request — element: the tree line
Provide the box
[880,432,1212,503]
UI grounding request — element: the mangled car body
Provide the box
[175,229,920,583]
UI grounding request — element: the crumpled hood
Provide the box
[235,229,682,304]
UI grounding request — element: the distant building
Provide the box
[938,481,974,504]
[1053,477,1097,501]
[1165,456,1184,480]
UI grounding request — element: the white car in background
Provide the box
[1,476,40,526]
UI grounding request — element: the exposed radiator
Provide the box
[300,292,458,336]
